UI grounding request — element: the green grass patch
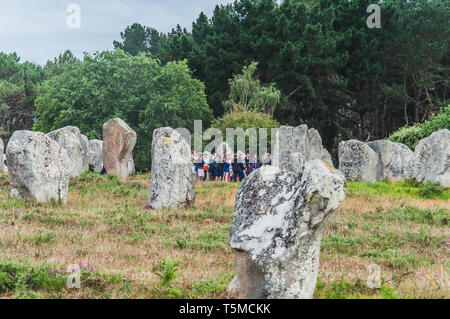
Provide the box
[347,180,450,200]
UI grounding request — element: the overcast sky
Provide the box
[0,0,233,65]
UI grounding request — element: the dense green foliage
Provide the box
[0,52,44,140]
[212,105,280,152]
[115,0,449,157]
[223,62,281,115]
[389,105,450,149]
[33,50,212,170]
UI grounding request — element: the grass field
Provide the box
[0,171,448,299]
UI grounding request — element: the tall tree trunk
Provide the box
[361,111,369,140]
[374,106,380,139]
[403,70,409,126]
[381,97,387,138]
[414,87,423,123]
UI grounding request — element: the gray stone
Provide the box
[149,127,196,210]
[367,140,413,180]
[6,130,70,203]
[89,139,103,173]
[47,126,84,177]
[80,134,90,171]
[102,118,137,179]
[389,142,414,179]
[407,129,450,187]
[338,139,379,182]
[228,160,346,299]
[366,140,393,179]
[273,125,334,174]
[309,128,334,166]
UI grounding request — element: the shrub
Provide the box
[389,105,450,150]
[210,105,280,153]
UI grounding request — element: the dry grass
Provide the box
[0,172,448,299]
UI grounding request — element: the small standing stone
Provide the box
[89,139,103,173]
[47,126,84,177]
[273,125,334,174]
[367,140,413,180]
[148,127,196,210]
[80,134,90,172]
[407,129,450,187]
[102,118,137,179]
[338,139,379,182]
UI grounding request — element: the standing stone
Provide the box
[47,126,83,177]
[366,140,393,180]
[407,129,450,187]
[309,128,334,166]
[338,139,379,182]
[149,127,196,210]
[80,134,90,172]
[59,126,89,172]
[89,139,103,173]
[273,125,334,174]
[6,130,70,203]
[228,160,346,299]
[102,118,137,179]
[367,140,413,179]
[389,142,414,179]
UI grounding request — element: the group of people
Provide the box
[192,152,272,182]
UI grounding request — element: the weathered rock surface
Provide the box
[6,130,70,203]
[338,140,379,182]
[148,127,196,210]
[273,125,334,173]
[367,140,413,179]
[228,160,346,299]
[390,142,414,179]
[47,126,83,177]
[309,128,334,166]
[407,129,450,187]
[80,134,90,171]
[89,139,103,173]
[102,118,137,179]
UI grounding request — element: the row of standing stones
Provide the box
[1,118,136,204]
[338,129,450,187]
[147,125,449,299]
[0,121,448,299]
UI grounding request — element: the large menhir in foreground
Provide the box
[228,160,346,299]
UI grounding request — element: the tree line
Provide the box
[113,0,449,156]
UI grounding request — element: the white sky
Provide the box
[0,0,233,64]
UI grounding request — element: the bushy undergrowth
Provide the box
[389,105,450,150]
